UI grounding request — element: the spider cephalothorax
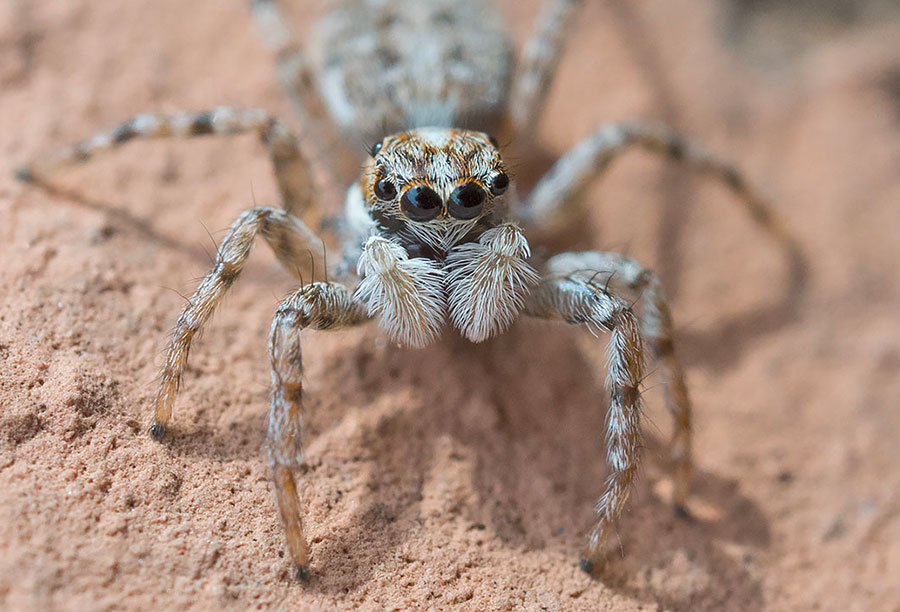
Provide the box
[363,128,510,253]
[355,127,538,348]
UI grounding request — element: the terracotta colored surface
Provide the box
[2,1,899,610]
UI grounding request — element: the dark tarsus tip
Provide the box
[148,422,166,439]
[722,166,744,191]
[579,557,595,574]
[14,166,34,183]
[675,504,692,520]
[294,565,310,582]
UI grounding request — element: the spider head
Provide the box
[362,128,510,250]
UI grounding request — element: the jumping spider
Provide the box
[16,0,794,580]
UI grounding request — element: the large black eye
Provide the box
[490,172,509,196]
[369,140,383,157]
[448,183,486,220]
[400,185,443,221]
[374,177,397,200]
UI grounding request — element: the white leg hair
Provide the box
[150,207,327,438]
[509,0,587,140]
[524,263,646,571]
[268,281,369,579]
[544,250,693,511]
[16,107,317,216]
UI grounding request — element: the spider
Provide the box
[15,0,795,581]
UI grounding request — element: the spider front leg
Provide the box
[151,206,325,437]
[16,107,315,215]
[543,251,692,511]
[268,282,369,579]
[524,266,646,571]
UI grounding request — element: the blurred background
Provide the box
[1,1,899,610]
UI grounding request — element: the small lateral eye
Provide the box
[400,185,443,221]
[488,135,499,149]
[370,140,383,157]
[373,177,397,200]
[490,172,509,196]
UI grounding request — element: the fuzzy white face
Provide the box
[353,128,535,348]
[362,127,511,255]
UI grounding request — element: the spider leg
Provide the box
[543,251,692,512]
[15,107,316,216]
[509,0,586,140]
[151,206,327,438]
[520,122,799,260]
[249,0,318,125]
[524,265,646,571]
[249,0,357,188]
[268,281,369,579]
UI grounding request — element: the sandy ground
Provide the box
[2,1,900,610]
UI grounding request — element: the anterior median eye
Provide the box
[400,185,443,221]
[374,177,397,200]
[448,183,486,220]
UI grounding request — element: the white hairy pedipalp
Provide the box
[445,224,539,342]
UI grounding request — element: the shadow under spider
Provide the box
[151,411,269,464]
[136,310,770,609]
[287,322,770,609]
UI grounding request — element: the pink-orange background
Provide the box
[2,1,899,610]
